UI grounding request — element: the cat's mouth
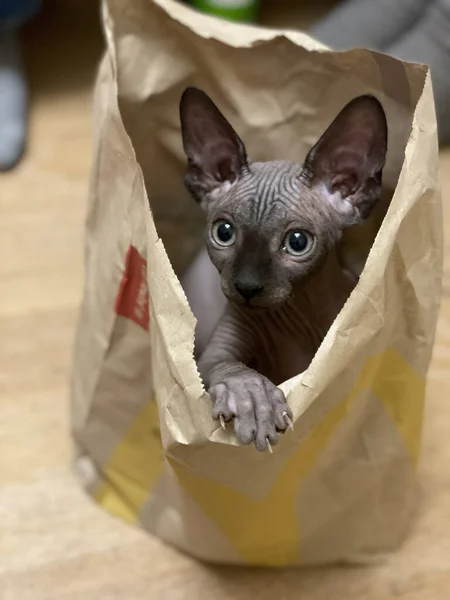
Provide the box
[221,279,291,309]
[226,292,289,310]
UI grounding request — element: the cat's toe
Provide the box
[234,416,257,445]
[253,394,279,451]
[270,388,293,433]
[254,422,279,452]
[210,382,235,426]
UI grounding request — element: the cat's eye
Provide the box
[283,230,314,256]
[211,220,236,247]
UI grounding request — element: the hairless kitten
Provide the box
[180,88,388,452]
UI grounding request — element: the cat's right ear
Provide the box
[180,87,248,206]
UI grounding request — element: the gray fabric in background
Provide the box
[311,0,450,143]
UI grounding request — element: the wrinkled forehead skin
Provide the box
[208,160,339,244]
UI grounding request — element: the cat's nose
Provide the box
[235,281,264,301]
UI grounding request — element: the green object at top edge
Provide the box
[191,0,258,22]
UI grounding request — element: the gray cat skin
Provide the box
[180,87,387,452]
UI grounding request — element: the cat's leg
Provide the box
[198,306,293,452]
[181,247,227,358]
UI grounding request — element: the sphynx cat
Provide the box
[180,88,387,452]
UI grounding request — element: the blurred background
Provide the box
[1,1,450,598]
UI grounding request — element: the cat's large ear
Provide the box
[180,87,248,205]
[302,95,388,226]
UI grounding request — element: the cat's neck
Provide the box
[290,250,356,326]
[244,251,357,383]
[247,251,356,343]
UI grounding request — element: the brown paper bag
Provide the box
[71,0,443,566]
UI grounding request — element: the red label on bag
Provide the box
[115,245,150,330]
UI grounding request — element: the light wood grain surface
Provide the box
[1,1,450,598]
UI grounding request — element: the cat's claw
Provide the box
[283,412,294,431]
[209,369,292,452]
[219,413,227,431]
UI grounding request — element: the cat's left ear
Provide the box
[180,87,248,206]
[302,95,388,226]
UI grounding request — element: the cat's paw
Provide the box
[209,369,293,452]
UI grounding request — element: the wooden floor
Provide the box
[1,1,450,598]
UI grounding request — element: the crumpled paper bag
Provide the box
[71,0,443,566]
